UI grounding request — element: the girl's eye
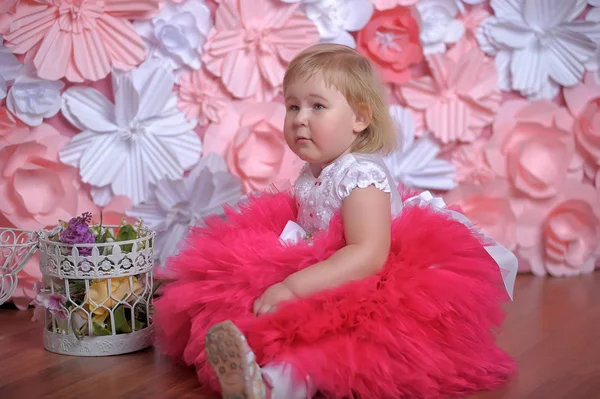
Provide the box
[314,103,324,110]
[288,105,299,111]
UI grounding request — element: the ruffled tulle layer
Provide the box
[154,191,515,399]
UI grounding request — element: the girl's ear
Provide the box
[353,103,372,133]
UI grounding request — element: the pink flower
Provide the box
[371,0,419,10]
[3,0,160,82]
[0,106,28,147]
[203,102,304,193]
[444,179,517,252]
[450,138,496,185]
[398,40,501,143]
[564,72,600,186]
[177,67,232,127]
[201,0,319,101]
[458,4,490,43]
[517,179,600,276]
[356,7,422,84]
[485,99,582,200]
[0,0,19,35]
[0,119,129,230]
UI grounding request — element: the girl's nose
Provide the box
[293,109,308,127]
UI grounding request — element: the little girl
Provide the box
[155,44,517,399]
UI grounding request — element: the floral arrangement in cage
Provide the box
[32,212,158,341]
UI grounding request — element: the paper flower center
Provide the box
[58,0,104,34]
[244,28,273,53]
[375,30,402,52]
[122,120,148,141]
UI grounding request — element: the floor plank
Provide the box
[1,273,599,399]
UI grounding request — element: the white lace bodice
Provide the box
[294,153,403,234]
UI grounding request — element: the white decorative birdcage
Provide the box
[0,228,39,306]
[36,225,156,356]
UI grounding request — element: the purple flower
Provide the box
[60,212,95,255]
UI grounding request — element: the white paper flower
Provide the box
[454,0,485,13]
[0,38,21,101]
[134,0,212,72]
[383,105,457,191]
[585,0,600,76]
[477,0,598,100]
[283,0,374,47]
[416,0,465,55]
[127,152,243,266]
[59,59,201,206]
[6,63,64,126]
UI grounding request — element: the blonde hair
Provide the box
[283,43,397,155]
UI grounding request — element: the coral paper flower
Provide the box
[177,67,232,126]
[564,72,600,185]
[356,7,423,84]
[3,0,160,82]
[203,102,304,193]
[201,0,320,101]
[485,99,582,200]
[398,40,501,144]
[517,179,600,277]
[59,60,201,206]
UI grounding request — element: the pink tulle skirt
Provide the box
[154,190,516,399]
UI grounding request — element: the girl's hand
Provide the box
[253,282,297,316]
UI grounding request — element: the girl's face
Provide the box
[283,74,368,168]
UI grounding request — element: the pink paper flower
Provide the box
[0,0,19,35]
[203,102,304,192]
[458,3,489,43]
[444,178,517,252]
[564,72,600,186]
[398,39,501,143]
[3,0,160,82]
[517,179,600,276]
[201,0,319,101]
[0,121,98,230]
[485,99,582,200]
[0,107,29,146]
[371,0,419,10]
[177,67,232,127]
[451,138,496,185]
[356,7,422,84]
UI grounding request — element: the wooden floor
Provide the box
[1,273,599,399]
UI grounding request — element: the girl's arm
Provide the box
[283,185,391,298]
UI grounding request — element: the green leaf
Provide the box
[116,224,137,252]
[134,319,146,331]
[93,321,111,336]
[113,305,132,334]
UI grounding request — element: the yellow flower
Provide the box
[86,277,143,324]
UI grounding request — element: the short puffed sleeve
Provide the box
[334,157,391,201]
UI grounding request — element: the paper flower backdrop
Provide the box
[1,0,600,310]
